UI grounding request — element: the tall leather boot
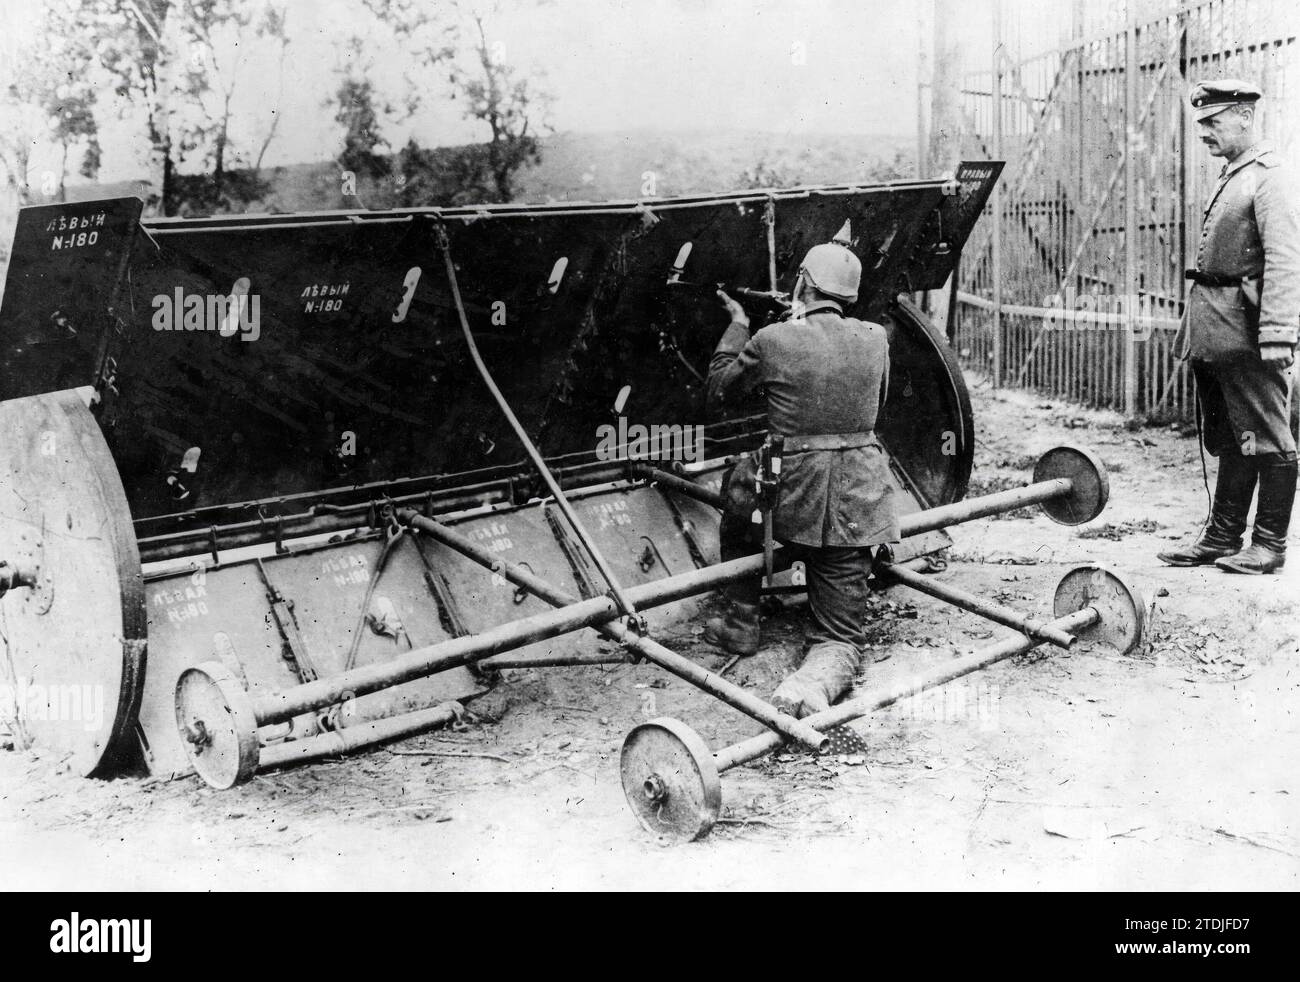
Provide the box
[702,600,760,657]
[1157,453,1258,566]
[770,642,860,719]
[1216,460,1297,574]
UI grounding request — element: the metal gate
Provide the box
[951,0,1298,418]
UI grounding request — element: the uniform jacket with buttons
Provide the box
[1183,141,1300,361]
[707,301,899,548]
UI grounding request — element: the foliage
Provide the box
[0,0,102,202]
[356,0,551,206]
[737,144,914,192]
[335,77,391,181]
[59,0,290,214]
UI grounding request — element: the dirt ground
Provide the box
[3,376,1298,891]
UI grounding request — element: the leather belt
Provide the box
[1185,268,1254,288]
[782,430,878,453]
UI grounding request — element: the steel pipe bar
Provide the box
[899,478,1072,535]
[400,510,584,608]
[875,562,1076,648]
[258,701,462,771]
[712,606,1099,773]
[399,510,828,752]
[630,468,1075,534]
[251,542,774,726]
[253,558,750,725]
[630,464,725,509]
[479,652,635,669]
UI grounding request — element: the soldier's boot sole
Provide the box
[1214,546,1285,574]
[701,602,761,657]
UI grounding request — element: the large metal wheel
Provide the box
[877,296,976,507]
[0,390,146,776]
[1053,565,1146,654]
[620,717,721,842]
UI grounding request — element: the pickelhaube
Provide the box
[798,221,862,304]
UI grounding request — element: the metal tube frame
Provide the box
[252,551,771,725]
[241,471,1084,755]
[258,701,463,771]
[876,561,1076,648]
[398,509,829,752]
[713,606,1099,772]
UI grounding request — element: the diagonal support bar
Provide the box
[713,606,1099,773]
[875,561,1076,648]
[433,223,644,630]
[397,508,829,752]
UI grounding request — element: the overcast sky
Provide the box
[0,0,1058,183]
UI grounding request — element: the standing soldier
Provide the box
[1158,80,1300,574]
[703,227,899,718]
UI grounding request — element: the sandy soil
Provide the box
[3,376,1298,891]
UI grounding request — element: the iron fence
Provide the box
[949,0,1298,418]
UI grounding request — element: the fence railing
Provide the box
[949,0,1298,419]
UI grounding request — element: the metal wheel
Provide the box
[620,717,721,842]
[1053,565,1146,654]
[175,661,259,789]
[1034,445,1109,525]
[879,296,975,507]
[0,391,146,776]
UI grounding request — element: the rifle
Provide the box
[663,242,791,322]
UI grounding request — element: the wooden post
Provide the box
[917,1,929,178]
[1122,11,1139,417]
[929,0,964,177]
[1176,11,1190,420]
[991,0,1003,388]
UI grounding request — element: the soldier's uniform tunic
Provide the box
[1180,140,1300,460]
[707,299,898,654]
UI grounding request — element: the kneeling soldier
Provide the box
[704,228,898,718]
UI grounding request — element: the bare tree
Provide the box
[170,0,289,209]
[0,0,102,204]
[360,0,552,205]
[332,34,393,192]
[77,0,288,214]
[455,11,546,202]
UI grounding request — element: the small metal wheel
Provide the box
[620,717,721,842]
[1053,566,1146,654]
[175,661,260,789]
[1033,445,1109,525]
